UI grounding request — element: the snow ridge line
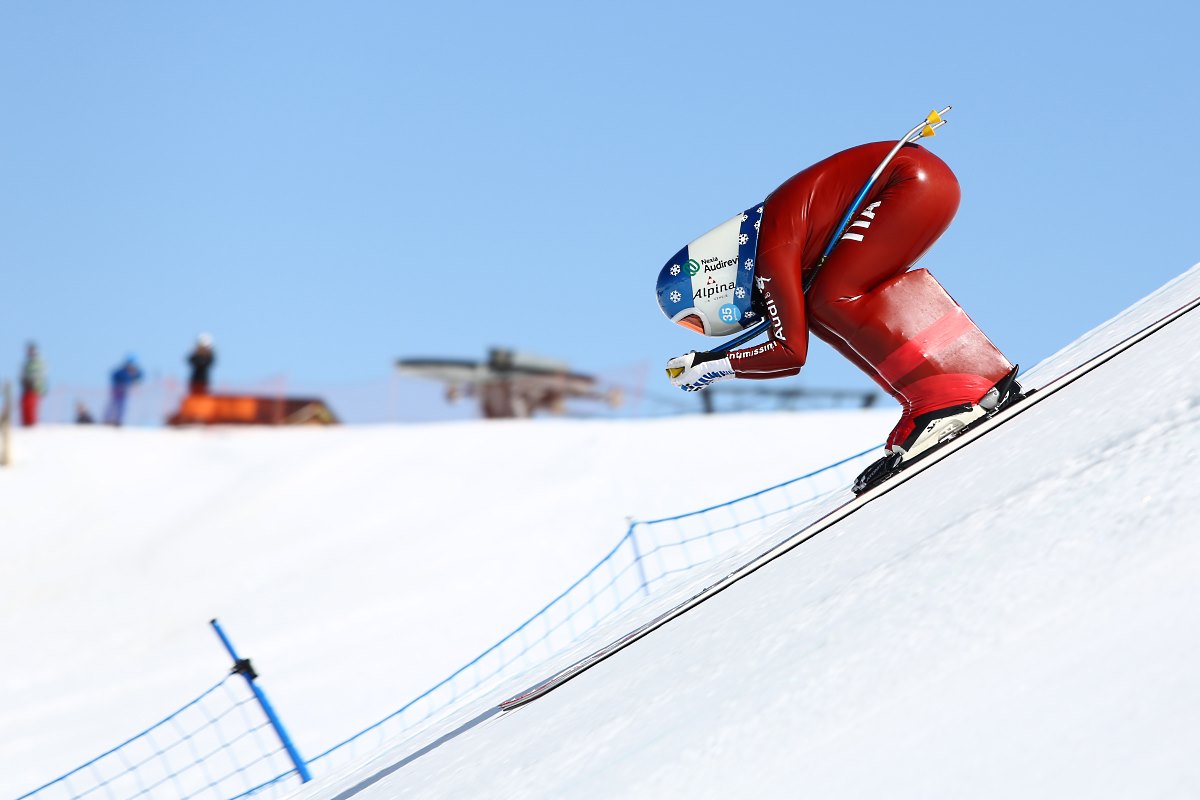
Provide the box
[498,289,1200,711]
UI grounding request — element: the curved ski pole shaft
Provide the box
[802,106,952,293]
[710,319,771,355]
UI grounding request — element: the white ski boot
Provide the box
[852,367,1024,494]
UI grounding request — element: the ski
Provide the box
[851,368,1028,495]
[499,289,1200,712]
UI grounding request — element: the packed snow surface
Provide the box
[7,263,1200,799]
[0,400,893,798]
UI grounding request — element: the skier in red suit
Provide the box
[657,141,1020,480]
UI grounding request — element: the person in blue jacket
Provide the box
[104,355,144,426]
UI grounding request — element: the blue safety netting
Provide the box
[16,674,301,800]
[304,445,879,774]
[17,444,879,798]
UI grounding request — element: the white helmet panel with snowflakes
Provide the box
[656,204,764,336]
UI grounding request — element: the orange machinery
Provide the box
[167,394,338,426]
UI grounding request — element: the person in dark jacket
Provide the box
[75,401,95,424]
[105,355,144,426]
[187,333,216,395]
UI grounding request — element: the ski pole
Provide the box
[802,106,950,294]
[707,107,952,356]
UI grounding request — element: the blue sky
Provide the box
[3,1,1198,422]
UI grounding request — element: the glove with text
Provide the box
[665,351,735,392]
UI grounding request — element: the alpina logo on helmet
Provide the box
[686,259,702,276]
[694,281,736,301]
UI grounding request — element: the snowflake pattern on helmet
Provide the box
[656,201,764,336]
[732,202,764,332]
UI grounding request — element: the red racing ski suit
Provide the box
[727,141,1013,449]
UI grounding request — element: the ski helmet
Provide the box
[656,204,763,336]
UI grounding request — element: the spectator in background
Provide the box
[104,355,144,426]
[19,341,47,427]
[75,401,95,424]
[187,333,216,395]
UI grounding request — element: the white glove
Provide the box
[665,352,735,392]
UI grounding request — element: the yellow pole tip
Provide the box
[920,124,937,138]
[927,109,943,125]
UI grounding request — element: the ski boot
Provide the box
[852,367,1025,495]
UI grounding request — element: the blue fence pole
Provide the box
[209,619,312,783]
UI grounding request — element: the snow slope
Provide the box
[0,404,894,798]
[296,263,1200,799]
